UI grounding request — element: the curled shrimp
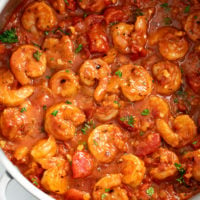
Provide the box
[119,64,153,102]
[51,0,66,14]
[118,154,146,188]
[152,61,182,95]
[31,136,57,165]
[49,69,80,97]
[184,11,200,41]
[149,27,188,60]
[41,161,69,194]
[93,174,129,200]
[88,124,127,163]
[0,68,34,106]
[21,2,57,34]
[111,22,134,54]
[150,148,179,180]
[156,115,197,148]
[10,45,46,85]
[45,103,86,141]
[43,36,75,69]
[79,58,111,102]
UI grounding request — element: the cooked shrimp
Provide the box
[103,48,118,64]
[152,61,181,95]
[149,27,188,60]
[93,174,129,200]
[119,64,153,102]
[184,11,200,41]
[51,0,66,14]
[88,124,126,163]
[14,146,29,163]
[10,45,46,85]
[41,161,69,194]
[156,115,197,148]
[42,36,75,69]
[21,1,57,34]
[95,94,120,122]
[45,103,86,141]
[49,69,80,97]
[118,154,146,188]
[31,136,57,164]
[0,68,34,106]
[150,148,179,180]
[111,22,134,54]
[79,59,111,102]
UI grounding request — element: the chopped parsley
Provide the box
[101,193,107,199]
[174,98,179,103]
[83,13,88,18]
[164,17,172,25]
[75,44,83,53]
[44,31,49,36]
[135,8,144,16]
[184,5,190,13]
[66,100,72,104]
[160,3,170,11]
[43,105,47,110]
[20,107,27,113]
[120,115,135,127]
[81,121,95,134]
[146,186,154,196]
[114,100,121,107]
[140,131,145,136]
[32,43,41,49]
[115,70,122,77]
[93,140,98,146]
[31,178,38,186]
[105,188,110,192]
[65,69,70,73]
[141,109,150,116]
[68,60,72,64]
[192,141,198,145]
[51,110,58,116]
[54,27,70,35]
[109,22,118,26]
[33,51,42,61]
[0,28,18,43]
[45,75,51,79]
[174,163,186,184]
[64,0,69,5]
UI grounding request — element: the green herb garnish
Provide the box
[51,110,58,116]
[75,44,83,53]
[0,28,18,43]
[146,186,154,196]
[115,70,122,77]
[33,51,42,61]
[141,109,150,116]
[20,107,27,113]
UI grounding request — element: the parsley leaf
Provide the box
[66,100,72,104]
[0,28,18,43]
[93,139,98,146]
[75,44,83,53]
[174,163,186,184]
[160,3,170,11]
[184,5,190,13]
[20,107,27,113]
[164,17,172,25]
[64,0,69,5]
[120,115,135,127]
[146,186,154,196]
[33,50,42,61]
[43,105,47,110]
[51,110,58,116]
[192,141,197,145]
[141,109,150,116]
[115,70,122,77]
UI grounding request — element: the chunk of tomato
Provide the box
[65,189,88,200]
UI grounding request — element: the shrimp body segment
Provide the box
[156,115,197,148]
[149,27,188,60]
[150,148,179,180]
[88,124,126,163]
[184,11,200,41]
[10,45,46,85]
[0,68,34,106]
[119,154,146,188]
[93,174,129,200]
[21,1,57,34]
[43,36,75,69]
[80,59,111,102]
[45,103,86,141]
[119,64,153,102]
[49,69,80,97]
[152,61,181,95]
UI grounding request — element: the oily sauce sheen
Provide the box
[0,0,200,199]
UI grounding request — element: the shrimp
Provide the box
[152,61,182,95]
[184,11,200,41]
[149,27,188,60]
[0,107,29,140]
[95,94,120,122]
[119,64,153,102]
[45,103,86,141]
[51,0,66,14]
[41,161,69,194]
[93,174,129,200]
[14,146,29,163]
[42,36,75,69]
[150,148,179,180]
[88,124,127,163]
[0,68,34,106]
[79,59,111,102]
[156,115,197,148]
[118,154,146,188]
[49,69,80,97]
[21,2,57,34]
[10,45,46,85]
[111,22,134,54]
[103,48,118,64]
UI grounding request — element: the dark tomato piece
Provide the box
[84,14,104,27]
[187,68,200,94]
[88,23,109,53]
[134,132,161,156]
[72,151,93,178]
[65,0,76,11]
[65,189,88,200]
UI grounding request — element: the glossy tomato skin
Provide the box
[72,151,94,178]
[88,23,109,53]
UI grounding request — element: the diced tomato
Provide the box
[84,14,104,27]
[104,7,127,24]
[65,189,87,200]
[187,68,200,94]
[88,23,109,53]
[65,0,76,11]
[72,151,93,178]
[134,132,161,156]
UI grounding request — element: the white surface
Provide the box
[0,162,37,200]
